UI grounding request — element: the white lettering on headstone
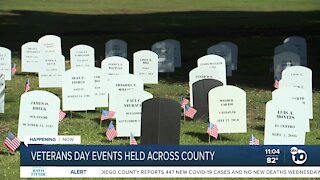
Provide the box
[197,54,227,85]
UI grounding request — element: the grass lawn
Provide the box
[0,0,320,179]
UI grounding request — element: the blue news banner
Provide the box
[20,145,320,178]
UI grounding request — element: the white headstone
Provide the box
[218,42,238,70]
[92,67,109,108]
[273,52,300,80]
[272,87,310,131]
[115,90,153,137]
[163,39,181,67]
[189,66,223,106]
[0,47,11,80]
[70,44,95,68]
[283,36,307,66]
[207,44,232,76]
[108,74,144,118]
[280,66,312,119]
[208,85,246,133]
[133,50,158,84]
[105,39,127,58]
[21,42,44,73]
[101,56,129,78]
[39,53,65,88]
[0,74,4,113]
[62,68,95,111]
[38,35,62,54]
[17,90,60,141]
[274,43,298,55]
[264,99,306,145]
[152,41,175,72]
[197,54,227,85]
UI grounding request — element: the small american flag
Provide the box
[25,79,30,92]
[106,121,117,141]
[273,79,279,89]
[180,96,189,108]
[101,110,115,121]
[11,63,17,76]
[249,134,260,145]
[184,105,197,119]
[207,122,218,139]
[130,133,138,145]
[59,109,66,122]
[4,132,21,152]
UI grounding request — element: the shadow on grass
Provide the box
[251,125,265,132]
[0,10,320,89]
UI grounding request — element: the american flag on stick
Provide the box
[25,79,30,92]
[130,133,138,145]
[11,63,17,76]
[59,109,66,122]
[273,79,279,89]
[184,105,197,119]
[180,96,189,108]
[106,121,117,141]
[207,122,219,139]
[101,110,115,121]
[249,134,260,145]
[3,132,20,152]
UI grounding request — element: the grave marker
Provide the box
[192,79,223,120]
[0,47,11,80]
[105,39,127,58]
[39,53,65,88]
[152,41,175,72]
[264,99,306,145]
[207,44,232,76]
[189,66,223,106]
[283,36,307,66]
[70,45,95,68]
[21,42,44,73]
[273,52,300,80]
[197,54,227,84]
[17,90,60,141]
[274,44,298,55]
[38,35,62,54]
[280,66,312,119]
[163,39,181,67]
[208,85,247,133]
[62,68,95,111]
[272,87,309,131]
[115,90,153,137]
[218,41,238,70]
[133,50,158,84]
[92,67,109,108]
[141,98,180,144]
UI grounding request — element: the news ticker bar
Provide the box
[20,145,319,166]
[20,166,320,178]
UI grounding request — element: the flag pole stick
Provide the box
[183,106,186,123]
[70,111,72,119]
[219,135,222,141]
[86,110,88,117]
[100,120,102,129]
[208,135,211,143]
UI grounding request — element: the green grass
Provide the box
[1,0,320,179]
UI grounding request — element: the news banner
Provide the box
[20,137,320,178]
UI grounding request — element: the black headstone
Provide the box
[140,98,180,144]
[192,79,223,121]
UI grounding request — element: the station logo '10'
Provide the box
[290,147,307,165]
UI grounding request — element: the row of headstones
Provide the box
[265,65,312,145]
[273,36,307,80]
